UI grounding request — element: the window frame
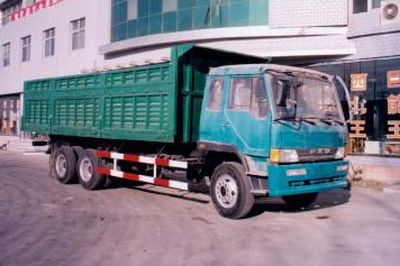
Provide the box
[207,77,224,111]
[127,0,138,20]
[251,77,269,120]
[228,76,269,119]
[43,27,55,57]
[2,42,11,67]
[372,0,380,9]
[1,1,22,26]
[163,0,177,13]
[228,77,253,112]
[353,0,368,14]
[21,35,31,63]
[71,18,86,51]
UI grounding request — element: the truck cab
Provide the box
[199,64,349,218]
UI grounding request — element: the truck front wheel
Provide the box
[210,162,254,219]
[53,146,77,184]
[77,149,106,190]
[282,193,318,209]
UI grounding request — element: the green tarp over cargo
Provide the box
[22,45,266,143]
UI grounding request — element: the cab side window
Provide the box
[229,78,252,111]
[207,78,224,110]
[252,78,269,119]
[229,77,269,119]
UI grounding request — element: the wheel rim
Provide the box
[215,174,238,208]
[79,157,93,182]
[55,153,67,178]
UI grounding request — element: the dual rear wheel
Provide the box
[53,147,106,190]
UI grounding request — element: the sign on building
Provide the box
[9,0,64,23]
[350,120,367,138]
[387,94,400,115]
[387,121,400,140]
[387,70,400,89]
[351,73,368,91]
[351,95,367,115]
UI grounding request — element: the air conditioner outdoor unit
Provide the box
[381,0,400,24]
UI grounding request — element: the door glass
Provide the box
[229,78,252,111]
[251,78,268,119]
[229,77,268,119]
[207,78,224,110]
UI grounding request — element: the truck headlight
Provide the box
[270,149,299,164]
[335,147,345,159]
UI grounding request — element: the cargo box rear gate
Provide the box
[96,150,189,190]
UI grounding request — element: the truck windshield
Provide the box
[270,73,344,123]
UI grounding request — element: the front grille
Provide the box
[297,148,337,162]
[288,176,342,187]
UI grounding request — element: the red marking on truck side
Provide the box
[97,167,110,175]
[154,178,169,187]
[123,172,140,181]
[155,157,170,167]
[96,150,111,158]
[124,154,140,162]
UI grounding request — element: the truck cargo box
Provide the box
[22,45,264,143]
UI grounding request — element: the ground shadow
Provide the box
[103,178,210,204]
[247,188,352,218]
[97,178,351,216]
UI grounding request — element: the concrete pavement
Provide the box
[0,135,48,153]
[348,155,400,191]
[1,152,400,266]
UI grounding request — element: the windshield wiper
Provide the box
[324,118,345,126]
[303,117,344,126]
[274,117,316,125]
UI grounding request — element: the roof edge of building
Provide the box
[99,25,349,56]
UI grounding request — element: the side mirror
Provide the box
[335,76,353,124]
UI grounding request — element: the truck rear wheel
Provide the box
[282,193,318,209]
[77,149,106,190]
[53,146,77,184]
[210,162,254,219]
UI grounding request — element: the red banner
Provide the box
[9,0,64,22]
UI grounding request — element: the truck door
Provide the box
[222,76,271,156]
[199,77,227,143]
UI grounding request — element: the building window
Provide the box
[372,0,381,9]
[353,0,368,14]
[2,43,11,67]
[111,0,268,42]
[1,1,22,26]
[71,18,86,50]
[163,0,177,12]
[21,36,31,62]
[25,0,36,5]
[128,0,138,20]
[43,28,55,57]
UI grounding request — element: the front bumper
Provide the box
[267,160,348,197]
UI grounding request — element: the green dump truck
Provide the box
[23,45,351,219]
